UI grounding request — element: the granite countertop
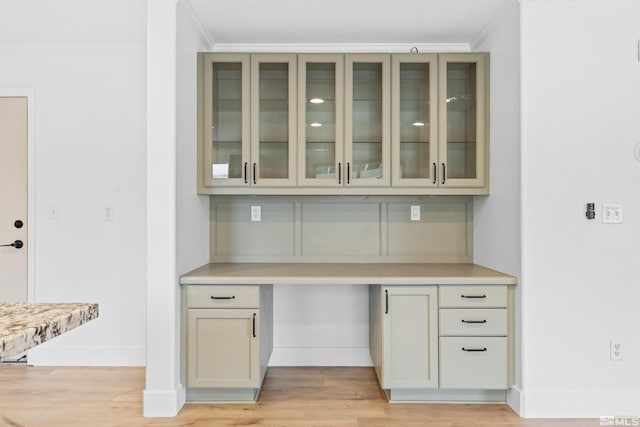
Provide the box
[0,303,99,361]
[180,263,517,285]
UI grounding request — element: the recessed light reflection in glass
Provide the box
[412,122,425,127]
[310,122,322,127]
[309,98,325,104]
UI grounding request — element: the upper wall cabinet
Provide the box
[200,53,297,189]
[391,53,487,189]
[198,52,489,195]
[298,54,391,188]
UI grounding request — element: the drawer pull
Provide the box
[210,296,236,300]
[461,319,487,324]
[461,294,486,299]
[462,347,487,352]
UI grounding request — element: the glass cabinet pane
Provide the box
[351,62,383,180]
[304,62,337,180]
[211,62,244,179]
[399,62,431,179]
[257,62,289,179]
[445,62,477,180]
[392,54,437,187]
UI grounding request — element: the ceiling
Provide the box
[185,0,508,49]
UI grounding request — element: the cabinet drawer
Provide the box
[439,285,507,308]
[187,285,260,308]
[439,337,507,389]
[439,308,507,336]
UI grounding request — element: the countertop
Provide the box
[180,263,517,286]
[0,303,99,361]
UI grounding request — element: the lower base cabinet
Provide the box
[370,284,514,400]
[183,281,513,403]
[183,284,273,402]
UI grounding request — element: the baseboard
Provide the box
[520,389,640,418]
[268,347,373,366]
[506,385,522,416]
[143,385,186,417]
[27,345,145,366]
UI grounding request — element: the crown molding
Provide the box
[180,0,215,50]
[0,42,145,52]
[207,43,472,53]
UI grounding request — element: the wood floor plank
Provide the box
[0,366,595,427]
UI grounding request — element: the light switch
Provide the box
[251,205,261,222]
[103,205,114,221]
[602,204,623,224]
[410,205,421,221]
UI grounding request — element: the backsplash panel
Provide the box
[210,196,472,263]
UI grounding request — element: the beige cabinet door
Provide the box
[382,286,438,389]
[250,54,298,187]
[297,54,345,187]
[344,53,391,187]
[201,53,251,188]
[187,309,260,388]
[438,53,488,189]
[391,53,439,188]
[0,97,28,302]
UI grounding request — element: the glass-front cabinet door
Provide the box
[438,53,487,188]
[202,53,296,189]
[250,54,297,187]
[391,54,438,187]
[345,54,390,187]
[298,54,344,187]
[202,54,250,187]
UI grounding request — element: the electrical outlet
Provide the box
[251,205,261,222]
[602,204,623,224]
[610,340,623,361]
[410,205,421,221]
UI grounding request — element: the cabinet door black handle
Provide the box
[461,294,486,299]
[243,162,248,184]
[461,319,487,324]
[432,162,437,185]
[253,162,257,185]
[252,313,256,338]
[441,163,446,184]
[338,163,342,184]
[385,289,389,314]
[210,296,236,300]
[346,162,351,184]
[462,347,487,352]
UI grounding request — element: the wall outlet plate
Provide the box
[251,205,261,222]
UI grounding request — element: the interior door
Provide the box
[0,97,28,302]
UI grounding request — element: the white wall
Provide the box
[471,0,522,412]
[0,0,147,365]
[520,0,640,417]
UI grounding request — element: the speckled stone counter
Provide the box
[0,303,99,361]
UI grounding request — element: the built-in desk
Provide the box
[179,263,517,286]
[179,263,516,403]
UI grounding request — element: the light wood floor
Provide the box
[0,366,593,427]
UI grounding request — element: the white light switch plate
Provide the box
[602,204,623,224]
